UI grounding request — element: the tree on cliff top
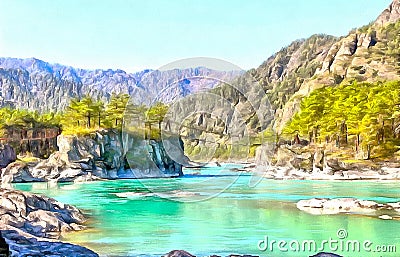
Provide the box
[146,102,169,131]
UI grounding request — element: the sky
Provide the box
[0,0,393,72]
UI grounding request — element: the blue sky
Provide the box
[0,0,392,72]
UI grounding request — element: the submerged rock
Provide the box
[164,250,195,257]
[163,251,260,257]
[310,253,343,257]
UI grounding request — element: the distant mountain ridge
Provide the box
[0,57,242,112]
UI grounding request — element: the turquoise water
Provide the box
[13,165,400,257]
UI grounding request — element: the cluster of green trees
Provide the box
[60,94,169,136]
[283,80,400,159]
[0,108,60,136]
[0,94,170,137]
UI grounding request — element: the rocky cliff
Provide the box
[375,0,400,26]
[270,0,400,132]
[180,0,400,158]
[1,130,187,183]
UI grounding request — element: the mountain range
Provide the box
[0,57,242,112]
[0,0,399,141]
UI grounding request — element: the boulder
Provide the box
[313,149,325,171]
[275,146,313,172]
[1,162,40,183]
[0,189,85,238]
[0,189,98,256]
[379,215,393,220]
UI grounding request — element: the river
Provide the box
[13,164,400,257]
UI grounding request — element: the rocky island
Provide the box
[1,129,186,184]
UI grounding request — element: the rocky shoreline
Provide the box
[250,144,400,180]
[0,189,98,256]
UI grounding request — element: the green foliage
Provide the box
[0,107,60,136]
[62,95,104,130]
[60,94,169,138]
[103,94,130,128]
[0,94,167,138]
[284,80,400,158]
[146,102,168,125]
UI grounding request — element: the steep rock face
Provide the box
[254,34,337,110]
[1,130,187,183]
[375,0,400,26]
[0,58,242,112]
[2,128,59,158]
[200,0,400,138]
[55,131,185,179]
[274,2,400,133]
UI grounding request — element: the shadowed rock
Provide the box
[0,145,16,169]
[164,250,195,257]
[0,232,9,257]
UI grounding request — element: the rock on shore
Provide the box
[297,197,400,217]
[254,144,400,180]
[0,189,98,256]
